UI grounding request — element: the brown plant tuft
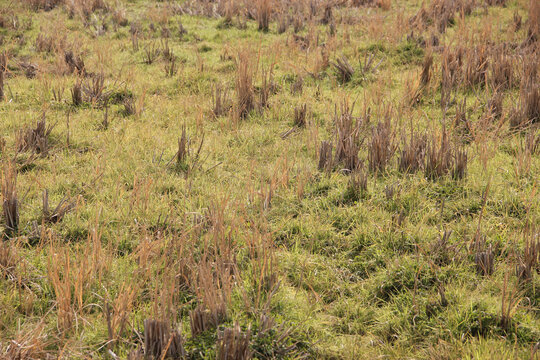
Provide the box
[1,162,18,235]
[216,323,252,360]
[143,319,186,359]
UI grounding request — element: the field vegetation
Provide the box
[0,0,539,358]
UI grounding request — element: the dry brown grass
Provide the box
[368,111,397,173]
[235,50,255,120]
[256,0,272,32]
[0,52,6,101]
[143,319,186,359]
[1,162,18,235]
[333,100,369,172]
[332,55,354,84]
[398,130,426,173]
[516,229,539,283]
[217,323,251,360]
[212,83,231,118]
[16,115,55,156]
[42,189,76,224]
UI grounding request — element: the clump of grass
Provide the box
[525,0,539,45]
[64,50,85,75]
[1,162,18,235]
[212,83,231,118]
[143,319,186,359]
[217,323,251,360]
[143,42,160,64]
[16,115,55,156]
[425,128,466,180]
[398,130,426,173]
[164,56,178,77]
[318,140,333,171]
[333,100,369,172]
[332,55,354,84]
[81,72,110,105]
[235,50,255,120]
[345,166,368,201]
[474,241,495,276]
[463,46,488,89]
[170,125,204,175]
[42,189,76,224]
[420,52,433,86]
[515,230,539,283]
[490,51,514,90]
[280,104,307,139]
[0,52,6,101]
[256,0,271,32]
[368,111,396,173]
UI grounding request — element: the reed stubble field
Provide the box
[0,0,539,358]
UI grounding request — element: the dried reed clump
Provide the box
[42,189,76,224]
[398,131,426,173]
[256,0,271,32]
[1,323,48,360]
[143,42,160,64]
[143,319,186,359]
[410,0,474,33]
[235,50,255,119]
[368,113,397,173]
[490,51,514,90]
[1,162,18,235]
[420,53,433,86]
[212,83,231,118]
[346,166,368,200]
[333,101,369,172]
[280,104,307,139]
[463,45,488,89]
[293,103,307,127]
[16,116,55,156]
[332,55,354,84]
[425,128,467,180]
[171,125,204,175]
[71,79,82,106]
[81,72,110,105]
[510,62,540,128]
[64,50,86,75]
[0,52,6,101]
[474,237,495,276]
[216,323,252,360]
[515,231,539,283]
[526,0,539,45]
[318,140,333,171]
[164,57,178,77]
[259,64,275,109]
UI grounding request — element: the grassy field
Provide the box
[0,0,539,358]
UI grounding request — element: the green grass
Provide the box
[0,0,538,358]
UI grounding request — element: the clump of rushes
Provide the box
[398,130,426,173]
[515,231,539,283]
[212,83,231,118]
[0,52,6,101]
[143,319,185,359]
[42,189,76,224]
[16,115,55,156]
[332,55,354,84]
[217,323,251,360]
[1,162,19,236]
[424,128,467,180]
[256,0,271,32]
[170,125,204,176]
[64,50,85,75]
[368,111,397,174]
[333,100,369,172]
[235,50,255,120]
